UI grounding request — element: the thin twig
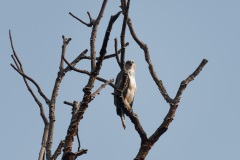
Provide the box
[9,31,50,104]
[174,59,208,102]
[10,64,50,104]
[11,56,49,125]
[69,12,93,27]
[9,30,22,69]
[114,38,121,68]
[63,57,117,89]
[63,49,88,74]
[63,101,74,107]
[81,42,129,60]
[91,79,114,101]
[76,129,81,151]
[75,149,88,157]
[51,140,65,160]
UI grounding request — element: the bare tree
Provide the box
[9,1,208,160]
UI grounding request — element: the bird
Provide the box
[114,60,136,129]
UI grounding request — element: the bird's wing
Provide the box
[122,74,130,99]
[114,71,124,116]
[130,97,134,108]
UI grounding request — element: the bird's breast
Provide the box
[125,75,136,103]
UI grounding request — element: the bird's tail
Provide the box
[121,112,126,129]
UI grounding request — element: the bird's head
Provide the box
[125,60,136,71]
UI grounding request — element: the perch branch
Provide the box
[122,98,148,142]
[114,62,147,140]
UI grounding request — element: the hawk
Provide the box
[114,60,136,129]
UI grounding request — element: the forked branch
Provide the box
[9,30,50,160]
[63,49,88,74]
[124,11,208,160]
[91,79,114,101]
[69,12,94,27]
[61,11,121,160]
[46,36,72,159]
[63,56,116,89]
[80,42,129,61]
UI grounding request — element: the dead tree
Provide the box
[9,0,208,160]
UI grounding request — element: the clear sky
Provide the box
[1,0,240,159]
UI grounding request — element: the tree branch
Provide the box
[120,0,130,70]
[10,57,49,125]
[63,101,75,107]
[174,59,208,102]
[114,38,121,68]
[61,11,121,160]
[62,149,88,160]
[10,64,51,104]
[63,49,88,74]
[122,99,148,142]
[74,149,88,157]
[76,129,81,151]
[90,0,109,71]
[80,42,129,61]
[63,56,117,90]
[91,79,114,101]
[9,31,50,104]
[9,30,50,160]
[127,18,173,103]
[126,14,208,160]
[46,36,71,159]
[69,12,94,27]
[51,140,65,160]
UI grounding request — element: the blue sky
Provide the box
[1,0,240,159]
